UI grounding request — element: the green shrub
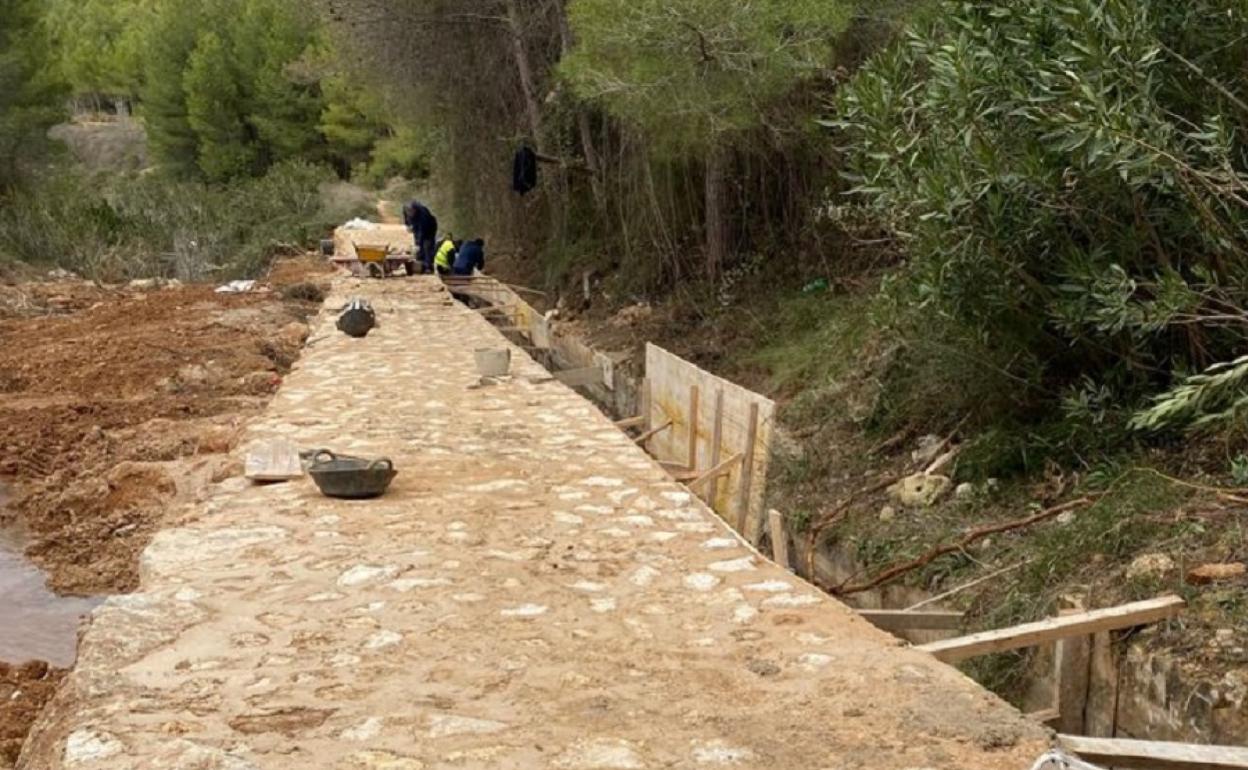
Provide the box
[0,160,354,280]
[361,127,432,189]
[836,0,1248,438]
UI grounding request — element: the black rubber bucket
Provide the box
[307,450,397,500]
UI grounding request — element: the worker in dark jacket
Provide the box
[452,238,485,276]
[402,201,438,274]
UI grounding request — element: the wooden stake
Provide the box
[685,454,743,491]
[768,509,790,570]
[639,377,651,432]
[614,416,646,429]
[1085,631,1118,738]
[1054,599,1091,735]
[917,595,1184,663]
[635,419,673,447]
[735,403,760,536]
[687,385,700,471]
[707,389,725,505]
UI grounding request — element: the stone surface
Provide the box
[889,473,952,508]
[1126,553,1177,581]
[20,277,1046,770]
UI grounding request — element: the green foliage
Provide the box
[0,0,66,190]
[563,0,850,150]
[135,0,421,183]
[184,31,258,180]
[0,160,363,280]
[1133,355,1248,432]
[360,127,434,188]
[141,0,206,176]
[1230,454,1248,486]
[836,0,1248,436]
[43,0,154,99]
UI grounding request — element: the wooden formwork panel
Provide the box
[644,344,775,540]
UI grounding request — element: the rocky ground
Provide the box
[0,257,332,768]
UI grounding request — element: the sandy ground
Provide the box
[0,258,332,768]
[20,277,1047,769]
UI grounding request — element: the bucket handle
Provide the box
[369,458,394,472]
[311,449,337,466]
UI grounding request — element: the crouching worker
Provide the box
[434,236,459,276]
[402,200,438,274]
[452,238,485,276]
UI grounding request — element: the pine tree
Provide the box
[141,0,206,176]
[0,0,65,189]
[184,30,257,180]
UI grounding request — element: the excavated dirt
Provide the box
[0,663,63,768]
[0,258,332,769]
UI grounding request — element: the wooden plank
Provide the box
[736,403,760,536]
[768,509,790,570]
[245,439,303,482]
[918,596,1184,663]
[658,460,690,473]
[615,416,646,429]
[858,609,964,632]
[707,389,725,504]
[530,314,552,349]
[635,419,673,447]
[685,454,743,491]
[553,366,603,388]
[1059,735,1248,770]
[687,385,700,471]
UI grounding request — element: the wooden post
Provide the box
[707,389,725,506]
[639,377,651,432]
[768,509,790,571]
[1055,596,1091,735]
[735,403,760,536]
[687,385,700,472]
[1085,631,1119,737]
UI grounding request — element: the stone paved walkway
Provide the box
[21,278,1048,769]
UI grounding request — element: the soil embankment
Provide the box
[0,258,331,768]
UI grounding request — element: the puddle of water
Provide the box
[0,483,102,667]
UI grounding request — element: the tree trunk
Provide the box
[504,0,543,145]
[556,2,606,211]
[503,0,566,242]
[705,143,729,280]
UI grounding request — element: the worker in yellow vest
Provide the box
[433,236,459,276]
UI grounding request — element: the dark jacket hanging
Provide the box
[512,145,538,195]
